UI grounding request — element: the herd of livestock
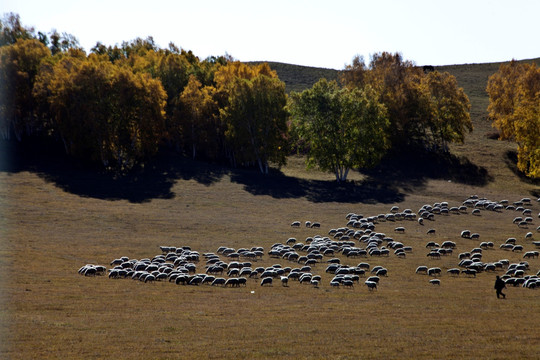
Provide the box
[79,195,540,292]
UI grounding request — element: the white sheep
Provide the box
[365,280,377,290]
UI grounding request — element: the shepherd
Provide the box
[494,275,506,299]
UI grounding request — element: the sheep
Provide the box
[416,266,428,274]
[472,209,481,216]
[429,279,441,285]
[144,274,156,283]
[188,276,203,286]
[365,280,378,291]
[311,222,321,228]
[260,277,273,286]
[286,238,297,246]
[447,268,460,276]
[175,275,189,285]
[395,249,406,258]
[311,279,320,288]
[291,221,301,227]
[483,264,496,272]
[376,268,388,277]
[223,278,238,287]
[227,268,240,277]
[427,228,436,235]
[357,262,370,270]
[441,241,456,249]
[80,265,98,276]
[299,274,313,284]
[525,232,533,239]
[427,267,441,276]
[479,242,490,249]
[394,227,405,233]
[426,241,439,248]
[512,245,524,252]
[418,218,424,225]
[461,269,477,277]
[461,230,471,239]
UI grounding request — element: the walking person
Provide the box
[494,275,506,299]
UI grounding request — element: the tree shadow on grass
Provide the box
[361,147,494,190]
[230,169,405,204]
[231,147,493,204]
[504,150,540,195]
[0,140,228,203]
[1,139,494,205]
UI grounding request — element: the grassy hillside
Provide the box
[1,58,539,359]
[439,57,540,134]
[249,61,340,93]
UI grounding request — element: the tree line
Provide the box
[3,13,534,180]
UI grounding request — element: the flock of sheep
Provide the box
[79,195,540,293]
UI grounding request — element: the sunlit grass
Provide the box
[1,163,539,359]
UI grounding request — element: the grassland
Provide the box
[1,58,540,359]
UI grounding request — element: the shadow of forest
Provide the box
[1,140,495,204]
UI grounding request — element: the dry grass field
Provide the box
[1,60,540,359]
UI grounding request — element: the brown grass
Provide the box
[1,58,540,359]
[1,159,539,359]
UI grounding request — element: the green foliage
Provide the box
[289,79,389,182]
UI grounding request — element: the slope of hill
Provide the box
[439,57,540,131]
[249,61,341,93]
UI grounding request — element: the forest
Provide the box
[1,13,538,179]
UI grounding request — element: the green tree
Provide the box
[290,79,389,182]
[0,38,51,140]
